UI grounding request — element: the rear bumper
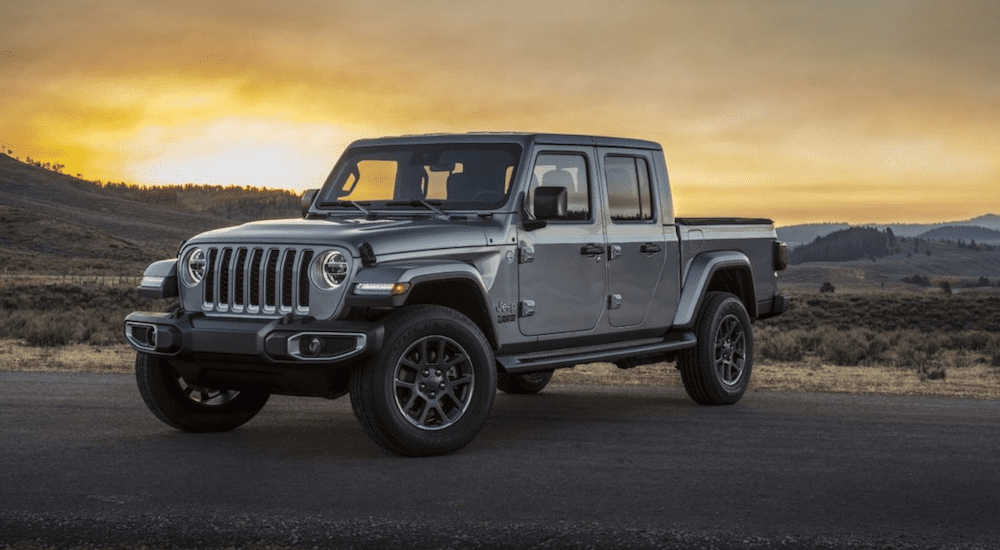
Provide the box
[124,310,383,365]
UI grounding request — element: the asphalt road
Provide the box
[2,372,999,550]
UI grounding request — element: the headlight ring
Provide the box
[183,248,206,286]
[312,250,349,289]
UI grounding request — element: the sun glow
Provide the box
[3,1,998,224]
[122,119,367,191]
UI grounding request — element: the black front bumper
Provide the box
[124,310,384,365]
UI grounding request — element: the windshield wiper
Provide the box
[385,200,451,219]
[318,200,375,217]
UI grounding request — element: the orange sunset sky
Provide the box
[2,1,998,226]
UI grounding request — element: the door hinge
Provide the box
[520,246,535,264]
[608,294,623,310]
[520,300,536,318]
[609,244,622,261]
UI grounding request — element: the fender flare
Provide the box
[346,261,490,303]
[137,259,179,300]
[673,251,754,329]
[344,260,496,340]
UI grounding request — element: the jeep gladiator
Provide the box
[125,133,789,456]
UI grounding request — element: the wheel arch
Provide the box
[401,277,498,350]
[346,262,498,350]
[673,251,757,329]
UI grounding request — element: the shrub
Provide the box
[814,328,891,367]
[1,283,175,347]
[944,331,999,353]
[819,329,867,366]
[756,327,805,362]
[919,364,947,381]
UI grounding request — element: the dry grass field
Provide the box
[2,341,998,400]
[3,280,999,400]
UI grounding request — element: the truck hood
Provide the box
[185,216,500,257]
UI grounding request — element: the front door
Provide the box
[518,149,607,336]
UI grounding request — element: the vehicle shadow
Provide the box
[144,385,700,461]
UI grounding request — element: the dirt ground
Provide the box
[3,339,998,401]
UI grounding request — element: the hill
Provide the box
[0,154,298,275]
[778,214,1000,247]
[782,223,1000,290]
[781,238,1000,291]
[774,223,850,249]
[789,226,893,264]
[917,225,1000,243]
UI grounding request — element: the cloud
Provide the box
[1,0,997,222]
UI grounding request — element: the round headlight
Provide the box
[314,250,348,289]
[184,248,206,286]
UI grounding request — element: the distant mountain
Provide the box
[967,214,1000,231]
[778,214,1000,248]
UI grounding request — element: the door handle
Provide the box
[580,244,604,256]
[640,243,662,255]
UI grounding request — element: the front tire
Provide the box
[350,305,497,456]
[135,352,270,432]
[677,292,753,405]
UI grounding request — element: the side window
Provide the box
[530,153,590,221]
[605,156,654,222]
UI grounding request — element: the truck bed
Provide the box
[676,217,775,226]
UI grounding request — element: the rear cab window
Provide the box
[603,155,655,223]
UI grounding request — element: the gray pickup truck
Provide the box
[125,133,788,456]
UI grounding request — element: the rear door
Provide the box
[598,149,666,327]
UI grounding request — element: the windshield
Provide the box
[317,143,522,211]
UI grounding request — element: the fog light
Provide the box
[304,336,322,357]
[285,332,368,361]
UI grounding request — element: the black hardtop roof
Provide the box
[348,132,662,151]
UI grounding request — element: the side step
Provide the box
[496,332,696,374]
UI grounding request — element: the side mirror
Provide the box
[534,186,568,220]
[301,189,319,218]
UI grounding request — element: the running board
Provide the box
[496,332,696,374]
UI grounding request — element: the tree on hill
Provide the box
[790,226,892,264]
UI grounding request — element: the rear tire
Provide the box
[497,369,554,394]
[135,352,270,432]
[677,292,753,405]
[350,305,496,456]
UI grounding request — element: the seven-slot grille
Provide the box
[201,246,315,315]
